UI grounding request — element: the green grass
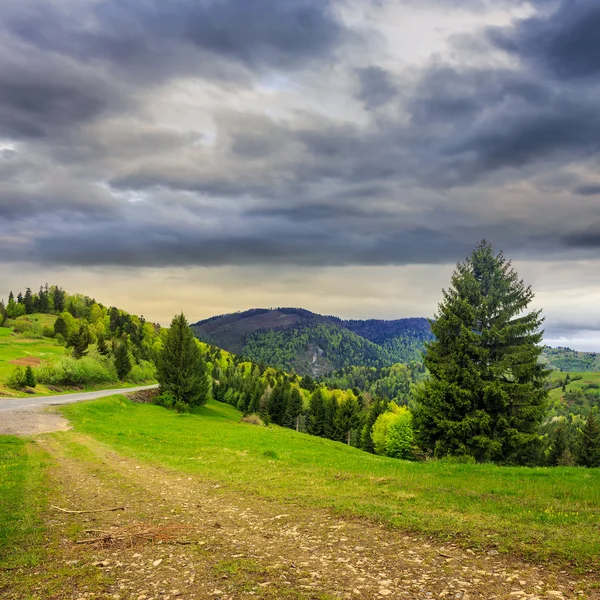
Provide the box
[547,371,600,401]
[0,437,50,568]
[62,396,600,571]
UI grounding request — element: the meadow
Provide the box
[57,395,600,571]
[547,370,600,401]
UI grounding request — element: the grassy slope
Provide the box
[61,396,600,571]
[547,371,600,401]
[0,437,50,568]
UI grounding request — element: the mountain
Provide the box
[191,308,433,376]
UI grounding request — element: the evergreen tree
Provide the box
[306,388,326,436]
[97,336,110,356]
[414,241,549,463]
[268,380,288,425]
[547,423,570,466]
[24,365,36,388]
[575,412,600,468]
[54,315,69,339]
[323,396,338,439]
[285,387,304,431]
[157,313,209,408]
[70,325,91,358]
[52,287,65,313]
[24,288,34,314]
[114,342,132,380]
[334,395,361,445]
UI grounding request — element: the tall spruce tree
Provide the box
[414,241,548,463]
[334,395,361,445]
[158,313,209,408]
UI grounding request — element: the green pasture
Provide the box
[61,396,600,571]
[547,371,600,401]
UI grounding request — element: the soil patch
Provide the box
[9,356,42,367]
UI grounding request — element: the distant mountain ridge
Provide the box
[191,307,433,376]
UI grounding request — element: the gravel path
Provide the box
[0,385,158,435]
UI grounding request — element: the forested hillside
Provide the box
[541,347,600,372]
[191,308,433,376]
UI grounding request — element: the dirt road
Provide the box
[2,431,595,600]
[0,385,158,435]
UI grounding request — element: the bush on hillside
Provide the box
[371,403,415,460]
[241,414,265,426]
[154,391,188,413]
[7,367,27,390]
[36,353,117,387]
[125,360,156,384]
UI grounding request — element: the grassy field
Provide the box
[60,395,600,571]
[547,370,600,401]
[0,437,50,568]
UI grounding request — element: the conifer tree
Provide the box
[24,365,36,388]
[114,342,132,380]
[97,335,110,356]
[334,395,361,445]
[70,325,91,358]
[360,398,388,453]
[268,380,288,425]
[306,388,326,436]
[575,412,600,468]
[157,313,209,408]
[323,395,338,439]
[285,387,304,431]
[24,288,34,314]
[54,315,69,339]
[414,241,548,463]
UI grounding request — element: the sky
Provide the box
[1,0,600,349]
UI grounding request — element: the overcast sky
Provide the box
[1,0,600,349]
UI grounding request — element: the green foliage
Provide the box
[541,346,600,372]
[414,241,549,464]
[575,412,600,467]
[372,404,403,456]
[125,360,157,384]
[114,342,132,380]
[35,354,117,386]
[7,367,27,390]
[306,388,326,436]
[385,408,414,460]
[285,387,304,431]
[158,313,210,408]
[333,394,361,445]
[24,365,36,388]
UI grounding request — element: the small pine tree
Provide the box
[157,313,209,408]
[334,395,361,445]
[70,325,91,358]
[575,412,600,468]
[114,342,132,381]
[547,424,569,467]
[323,396,338,439]
[54,315,69,339]
[97,336,110,356]
[24,365,36,388]
[306,388,326,437]
[268,381,288,426]
[285,387,304,431]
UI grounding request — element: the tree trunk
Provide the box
[296,416,299,432]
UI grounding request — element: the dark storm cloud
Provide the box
[2,0,600,273]
[6,0,345,75]
[355,66,398,109]
[487,0,600,80]
[575,185,600,196]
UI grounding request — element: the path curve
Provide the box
[0,384,158,413]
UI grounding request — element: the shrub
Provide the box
[125,360,157,384]
[36,354,117,387]
[371,403,415,460]
[154,391,188,413]
[241,414,265,426]
[439,455,477,465]
[42,325,55,338]
[7,367,27,390]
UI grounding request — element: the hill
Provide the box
[541,346,600,372]
[191,308,433,376]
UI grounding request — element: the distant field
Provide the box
[547,371,600,401]
[0,326,66,395]
[61,396,600,571]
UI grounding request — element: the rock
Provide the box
[153,558,163,567]
[378,590,392,597]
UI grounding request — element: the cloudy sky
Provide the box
[1,0,600,349]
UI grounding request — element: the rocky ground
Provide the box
[1,429,596,600]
